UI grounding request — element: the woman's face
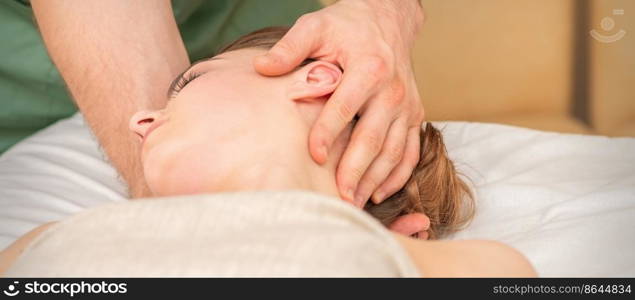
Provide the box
[129,49,347,196]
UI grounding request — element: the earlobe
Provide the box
[287,61,342,101]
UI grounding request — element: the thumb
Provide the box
[253,24,317,76]
[388,213,430,237]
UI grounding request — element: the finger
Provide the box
[336,104,393,204]
[388,213,430,236]
[309,59,384,165]
[253,15,320,76]
[415,230,429,240]
[353,117,408,207]
[372,125,421,203]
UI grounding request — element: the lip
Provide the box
[141,119,166,147]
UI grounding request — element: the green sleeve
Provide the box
[0,0,322,154]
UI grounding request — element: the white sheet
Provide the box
[1,113,634,277]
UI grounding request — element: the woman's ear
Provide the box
[286,61,342,101]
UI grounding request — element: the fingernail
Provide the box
[372,192,385,204]
[345,188,355,202]
[319,145,328,161]
[257,54,274,64]
[267,54,283,64]
[354,193,366,207]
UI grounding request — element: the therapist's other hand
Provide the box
[389,213,430,240]
[254,0,425,208]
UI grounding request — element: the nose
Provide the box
[129,110,162,140]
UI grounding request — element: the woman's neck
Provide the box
[201,156,341,199]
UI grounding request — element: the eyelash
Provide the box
[169,72,202,99]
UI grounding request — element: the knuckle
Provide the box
[296,13,322,31]
[386,81,406,108]
[415,107,425,124]
[273,40,295,56]
[360,176,381,191]
[342,166,365,183]
[295,13,311,25]
[406,105,424,126]
[364,55,388,82]
[412,99,425,121]
[407,147,421,169]
[350,167,366,182]
[335,102,356,123]
[361,132,384,154]
[385,144,405,165]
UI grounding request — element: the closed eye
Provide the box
[166,57,223,101]
[168,71,202,100]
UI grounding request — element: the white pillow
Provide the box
[0,114,127,249]
[1,113,634,276]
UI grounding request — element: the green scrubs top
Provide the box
[0,0,321,154]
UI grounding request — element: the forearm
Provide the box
[31,0,190,197]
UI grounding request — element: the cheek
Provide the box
[143,142,213,196]
[142,126,251,196]
[141,129,213,196]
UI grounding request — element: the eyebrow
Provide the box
[166,57,222,100]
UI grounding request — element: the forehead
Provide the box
[175,48,271,101]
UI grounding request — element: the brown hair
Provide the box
[216,27,475,239]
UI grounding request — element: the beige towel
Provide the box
[6,190,420,277]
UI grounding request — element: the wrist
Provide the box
[359,0,424,35]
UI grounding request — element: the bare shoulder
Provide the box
[393,234,537,277]
[445,239,538,277]
[0,222,58,276]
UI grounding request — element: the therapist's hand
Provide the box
[254,0,425,208]
[389,213,430,240]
